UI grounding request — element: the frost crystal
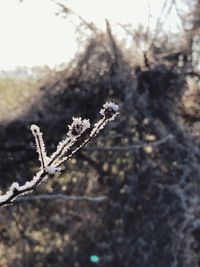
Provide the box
[49,137,73,165]
[99,102,119,120]
[90,118,107,137]
[68,117,90,137]
[46,165,62,175]
[30,124,48,169]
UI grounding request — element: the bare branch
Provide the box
[16,194,107,203]
[85,134,173,152]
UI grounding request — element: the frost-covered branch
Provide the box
[0,102,119,207]
[30,125,48,170]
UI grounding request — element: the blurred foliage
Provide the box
[0,77,37,122]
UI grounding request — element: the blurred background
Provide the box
[1,0,200,266]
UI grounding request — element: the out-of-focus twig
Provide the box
[17,194,107,203]
[85,134,173,152]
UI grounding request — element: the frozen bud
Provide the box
[100,102,119,120]
[30,124,40,136]
[71,122,83,136]
[68,117,90,137]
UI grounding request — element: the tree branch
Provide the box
[85,134,173,151]
[0,102,119,207]
[16,194,107,203]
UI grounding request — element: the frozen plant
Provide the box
[0,102,119,207]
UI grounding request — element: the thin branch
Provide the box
[185,71,200,80]
[16,194,107,203]
[30,125,48,170]
[85,134,173,152]
[147,0,174,52]
[0,170,48,207]
[0,102,119,208]
[47,118,90,167]
[55,117,107,167]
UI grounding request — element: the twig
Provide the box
[55,117,107,167]
[85,134,173,151]
[0,102,119,208]
[147,0,174,52]
[16,194,107,203]
[185,71,200,80]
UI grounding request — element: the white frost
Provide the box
[99,101,119,120]
[46,165,62,175]
[68,117,90,137]
[30,124,48,168]
[0,102,119,206]
[90,118,107,137]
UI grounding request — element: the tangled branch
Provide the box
[0,102,119,207]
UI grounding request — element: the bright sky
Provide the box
[0,0,182,70]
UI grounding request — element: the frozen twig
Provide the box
[0,102,119,207]
[55,102,119,167]
[30,125,48,170]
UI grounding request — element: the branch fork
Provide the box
[0,102,119,207]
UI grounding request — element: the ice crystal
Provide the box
[68,117,90,137]
[99,101,119,120]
